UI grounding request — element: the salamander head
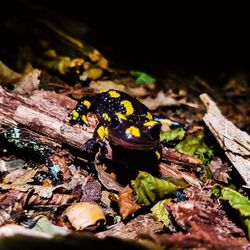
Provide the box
[107,114,161,150]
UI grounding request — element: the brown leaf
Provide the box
[21,193,78,207]
[94,164,123,192]
[89,80,127,94]
[3,167,45,185]
[118,186,141,219]
[0,191,24,226]
[209,156,232,183]
[140,90,198,110]
[0,209,12,226]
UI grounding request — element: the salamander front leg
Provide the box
[84,124,108,154]
[154,144,163,163]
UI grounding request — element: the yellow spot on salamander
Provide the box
[146,112,153,120]
[97,125,108,140]
[102,113,111,121]
[81,115,89,125]
[98,89,109,94]
[116,112,127,120]
[126,126,140,138]
[71,110,79,120]
[108,90,120,98]
[143,121,159,127]
[155,151,161,160]
[121,100,134,115]
[81,100,91,109]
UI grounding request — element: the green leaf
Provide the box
[211,185,221,197]
[221,187,250,239]
[151,199,171,226]
[244,218,250,240]
[221,188,250,217]
[129,70,156,85]
[175,135,213,164]
[132,171,188,206]
[160,128,185,143]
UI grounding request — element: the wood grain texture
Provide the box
[200,93,250,186]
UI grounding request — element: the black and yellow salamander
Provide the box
[69,89,184,162]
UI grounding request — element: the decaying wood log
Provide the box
[0,87,113,158]
[0,87,202,169]
[200,93,250,186]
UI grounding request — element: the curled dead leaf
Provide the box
[94,164,123,192]
[64,202,105,231]
[118,186,141,219]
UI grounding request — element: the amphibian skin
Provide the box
[69,89,179,161]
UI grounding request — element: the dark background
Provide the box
[1,1,250,80]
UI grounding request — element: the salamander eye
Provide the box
[148,124,161,139]
[110,115,120,129]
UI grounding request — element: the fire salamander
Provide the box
[69,89,183,162]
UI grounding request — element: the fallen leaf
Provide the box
[0,60,21,85]
[132,171,189,206]
[95,164,123,192]
[140,90,198,110]
[3,168,45,185]
[150,199,171,226]
[175,135,214,164]
[209,157,232,183]
[64,202,105,231]
[129,70,156,84]
[160,128,186,143]
[89,80,127,93]
[221,187,250,239]
[118,186,141,219]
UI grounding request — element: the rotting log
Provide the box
[0,87,202,168]
[0,87,96,153]
[200,93,250,186]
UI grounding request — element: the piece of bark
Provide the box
[200,93,250,186]
[151,231,250,250]
[162,147,203,167]
[96,213,163,240]
[159,162,202,187]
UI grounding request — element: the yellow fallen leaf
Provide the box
[64,202,105,231]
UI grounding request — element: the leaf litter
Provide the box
[0,13,250,250]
